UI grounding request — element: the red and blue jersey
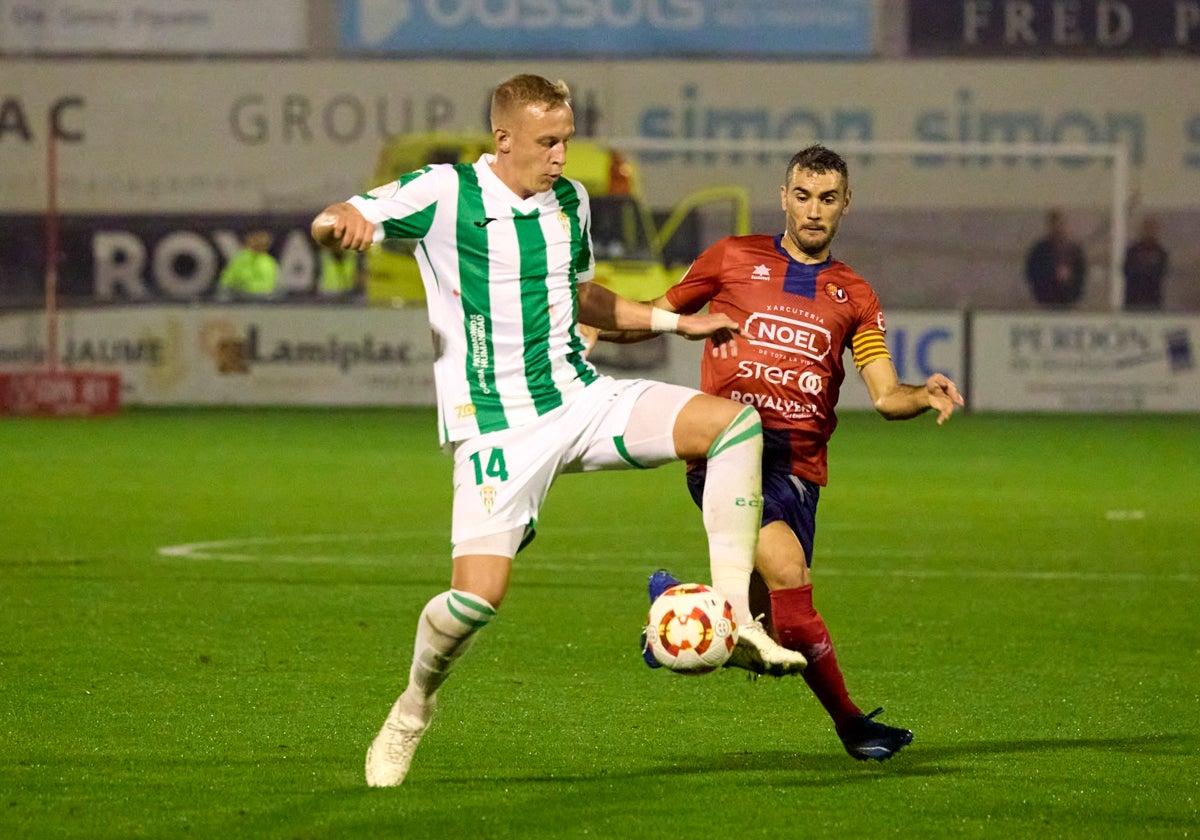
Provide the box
[665,234,889,486]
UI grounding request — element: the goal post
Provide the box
[606,136,1131,312]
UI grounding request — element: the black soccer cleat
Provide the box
[837,707,913,761]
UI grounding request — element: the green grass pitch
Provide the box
[1,408,1196,838]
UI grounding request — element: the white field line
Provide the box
[157,534,1197,584]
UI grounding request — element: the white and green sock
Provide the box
[701,406,763,624]
[404,589,496,703]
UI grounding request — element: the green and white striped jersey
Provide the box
[349,154,600,444]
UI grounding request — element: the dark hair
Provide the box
[786,144,849,186]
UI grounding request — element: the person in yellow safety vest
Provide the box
[217,230,280,301]
[318,243,362,302]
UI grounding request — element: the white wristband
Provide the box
[650,307,681,333]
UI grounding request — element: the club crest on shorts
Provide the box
[479,485,496,513]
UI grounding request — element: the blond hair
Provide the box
[490,74,571,130]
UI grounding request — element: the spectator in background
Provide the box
[1123,215,1168,311]
[1025,208,1086,307]
[317,243,362,302]
[217,230,280,301]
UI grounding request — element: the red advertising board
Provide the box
[0,370,121,416]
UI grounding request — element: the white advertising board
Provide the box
[0,306,438,407]
[6,308,1197,412]
[971,313,1200,412]
[2,59,1200,213]
[0,1,306,54]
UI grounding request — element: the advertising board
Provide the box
[337,0,872,57]
[0,306,438,407]
[0,0,306,54]
[971,313,1200,411]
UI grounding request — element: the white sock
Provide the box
[701,406,763,625]
[404,589,496,703]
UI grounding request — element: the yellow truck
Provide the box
[362,132,748,306]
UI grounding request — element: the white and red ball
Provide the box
[644,583,739,674]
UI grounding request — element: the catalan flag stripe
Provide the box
[852,330,890,370]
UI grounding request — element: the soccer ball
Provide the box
[644,583,739,674]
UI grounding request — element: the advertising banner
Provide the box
[971,313,1200,411]
[908,0,1200,56]
[338,0,872,57]
[0,213,321,306]
[4,59,1200,217]
[0,0,307,54]
[0,306,439,407]
[7,308,1195,412]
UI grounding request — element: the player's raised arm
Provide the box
[860,359,964,425]
[311,202,378,252]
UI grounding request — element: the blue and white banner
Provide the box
[972,313,1200,412]
[338,0,873,57]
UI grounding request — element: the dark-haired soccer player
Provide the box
[612,144,963,761]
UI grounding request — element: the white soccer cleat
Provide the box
[724,620,807,677]
[365,692,435,787]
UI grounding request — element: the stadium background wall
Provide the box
[1,1,1197,410]
[2,57,1199,314]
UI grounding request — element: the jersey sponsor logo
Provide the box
[877,312,887,332]
[467,313,492,394]
[744,312,831,361]
[825,282,848,303]
[751,263,771,281]
[729,390,819,420]
[734,360,823,395]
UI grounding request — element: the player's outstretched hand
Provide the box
[678,312,740,342]
[925,373,965,424]
[311,203,376,252]
[708,327,739,359]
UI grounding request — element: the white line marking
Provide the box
[157,533,440,564]
[1104,509,1147,521]
[156,534,1198,583]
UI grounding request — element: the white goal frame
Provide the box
[607,137,1131,312]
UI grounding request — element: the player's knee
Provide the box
[706,394,759,435]
[673,394,761,460]
[713,401,761,448]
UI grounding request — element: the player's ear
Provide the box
[494,127,511,154]
[779,183,787,212]
[843,187,852,214]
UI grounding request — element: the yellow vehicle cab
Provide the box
[362,132,748,307]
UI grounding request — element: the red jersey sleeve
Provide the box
[664,238,732,314]
[848,287,889,370]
